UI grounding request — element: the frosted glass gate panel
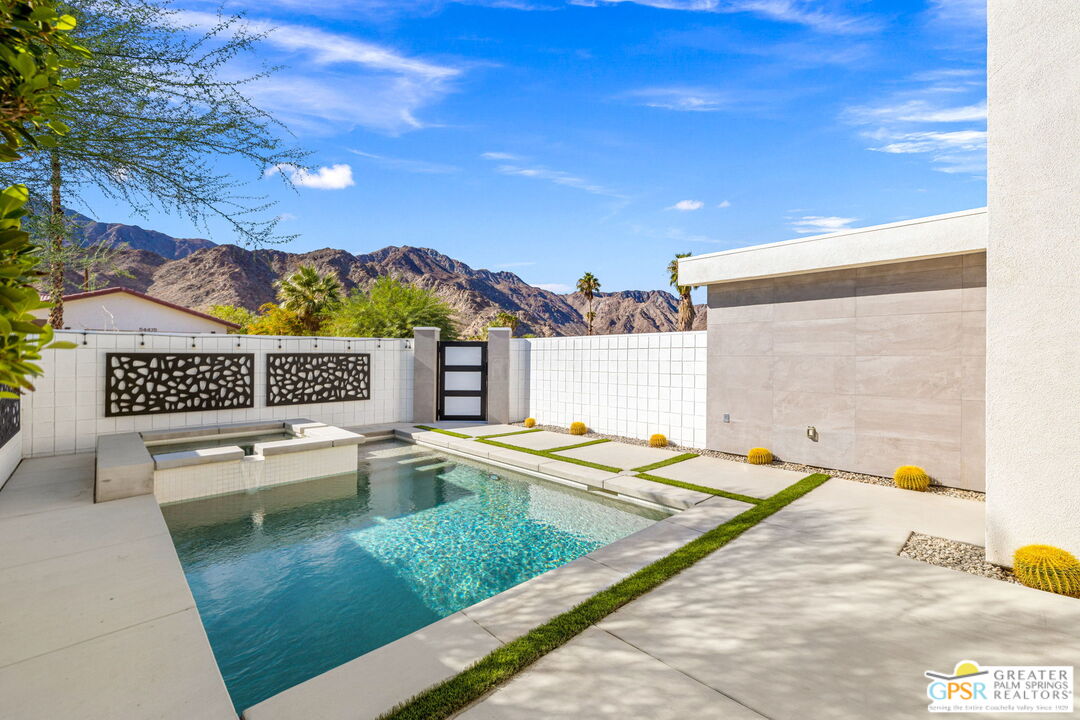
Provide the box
[437,341,487,421]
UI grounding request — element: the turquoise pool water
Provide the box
[162,440,665,713]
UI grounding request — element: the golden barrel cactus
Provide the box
[1013,545,1080,598]
[894,465,931,491]
[569,421,587,435]
[747,447,773,465]
[648,433,668,448]
[523,417,536,428]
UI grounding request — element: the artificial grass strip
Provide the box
[636,472,763,505]
[378,472,831,720]
[545,438,611,453]
[476,438,620,473]
[476,429,545,439]
[413,425,472,439]
[632,452,699,473]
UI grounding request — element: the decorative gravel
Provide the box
[515,423,985,502]
[900,532,1019,585]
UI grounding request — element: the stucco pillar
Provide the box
[412,327,440,424]
[985,1,1080,563]
[486,327,511,424]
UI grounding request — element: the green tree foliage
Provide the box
[490,310,520,337]
[0,0,307,325]
[667,251,695,331]
[0,0,83,393]
[245,302,304,336]
[274,265,342,335]
[324,276,457,340]
[575,271,600,336]
[206,303,255,333]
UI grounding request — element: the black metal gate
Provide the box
[437,341,487,421]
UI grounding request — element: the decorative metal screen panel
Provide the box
[266,353,371,407]
[105,353,255,417]
[0,385,19,449]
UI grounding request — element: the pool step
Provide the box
[415,461,454,472]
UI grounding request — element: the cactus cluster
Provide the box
[1013,545,1080,598]
[523,417,536,428]
[648,433,668,448]
[893,465,931,491]
[569,421,587,435]
[747,447,773,465]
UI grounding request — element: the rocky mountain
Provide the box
[69,219,706,338]
[70,212,216,260]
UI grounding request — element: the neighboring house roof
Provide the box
[58,287,240,329]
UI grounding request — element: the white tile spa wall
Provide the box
[521,331,707,447]
[22,332,414,457]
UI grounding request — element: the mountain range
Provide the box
[64,217,707,338]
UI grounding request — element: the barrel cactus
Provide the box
[523,417,536,428]
[569,421,587,435]
[1013,545,1080,598]
[648,433,668,448]
[747,447,773,465]
[894,465,931,491]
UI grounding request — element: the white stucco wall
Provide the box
[522,331,706,447]
[22,332,413,457]
[0,429,21,487]
[33,293,233,333]
[984,1,1080,564]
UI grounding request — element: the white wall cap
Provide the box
[678,207,987,286]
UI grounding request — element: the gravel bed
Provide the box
[515,422,985,502]
[900,532,1019,584]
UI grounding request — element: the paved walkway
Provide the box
[458,478,1080,719]
[0,454,234,720]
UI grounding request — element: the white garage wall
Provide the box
[521,331,707,447]
[21,331,413,457]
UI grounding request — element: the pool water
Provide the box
[148,431,294,457]
[162,440,666,712]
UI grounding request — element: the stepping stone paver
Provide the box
[553,441,684,470]
[646,455,806,498]
[603,475,710,509]
[491,430,589,452]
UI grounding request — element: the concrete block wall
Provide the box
[707,252,986,489]
[523,331,707,447]
[21,331,413,457]
[509,339,530,422]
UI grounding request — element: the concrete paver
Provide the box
[647,455,806,498]
[492,430,591,451]
[554,441,683,470]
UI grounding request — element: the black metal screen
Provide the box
[266,353,371,407]
[0,385,19,448]
[105,353,254,417]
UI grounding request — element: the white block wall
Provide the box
[22,331,413,457]
[520,331,707,447]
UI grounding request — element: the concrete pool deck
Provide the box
[3,422,1078,719]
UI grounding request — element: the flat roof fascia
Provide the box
[678,208,987,286]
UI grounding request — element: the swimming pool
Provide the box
[162,439,666,712]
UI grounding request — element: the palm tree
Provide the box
[275,265,343,335]
[668,252,696,331]
[491,310,521,337]
[576,272,601,335]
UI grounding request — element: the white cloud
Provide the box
[175,11,463,135]
[843,69,986,175]
[275,212,297,221]
[481,154,623,198]
[349,150,459,174]
[668,199,704,211]
[718,200,731,208]
[789,216,858,234]
[571,0,881,34]
[535,282,573,293]
[624,86,731,112]
[481,151,521,160]
[266,163,356,189]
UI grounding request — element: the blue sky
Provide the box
[80,0,987,296]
